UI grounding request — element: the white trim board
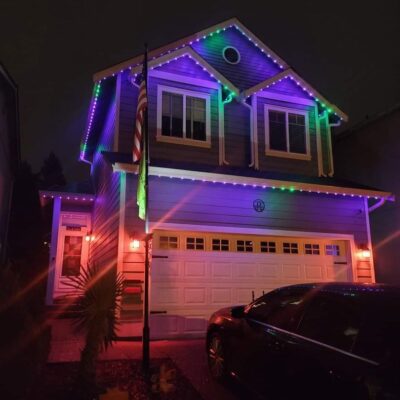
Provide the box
[148,70,220,90]
[112,163,392,200]
[257,90,315,107]
[150,222,356,241]
[264,103,311,161]
[156,84,212,148]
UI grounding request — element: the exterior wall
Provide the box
[124,175,371,282]
[334,108,400,284]
[0,66,19,264]
[90,93,120,270]
[256,97,319,176]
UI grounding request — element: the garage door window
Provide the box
[283,242,299,254]
[326,244,340,256]
[305,244,320,255]
[212,239,229,251]
[186,237,205,250]
[260,241,276,253]
[159,236,178,249]
[237,240,253,252]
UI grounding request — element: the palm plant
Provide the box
[66,264,124,398]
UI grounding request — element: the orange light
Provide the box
[357,248,371,259]
[130,239,140,250]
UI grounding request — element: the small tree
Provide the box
[66,264,124,398]
[39,151,66,190]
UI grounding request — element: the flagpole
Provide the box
[142,43,150,372]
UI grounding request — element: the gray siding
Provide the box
[257,97,319,176]
[90,98,120,269]
[125,177,369,245]
[224,101,251,166]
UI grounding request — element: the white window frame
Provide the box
[157,85,211,148]
[264,104,311,161]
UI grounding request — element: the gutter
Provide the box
[368,197,386,213]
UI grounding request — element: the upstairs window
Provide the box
[265,105,310,160]
[157,86,211,147]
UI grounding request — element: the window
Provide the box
[237,240,253,252]
[260,241,276,253]
[283,242,299,254]
[325,244,340,256]
[265,106,309,159]
[222,46,241,64]
[159,236,178,250]
[186,237,205,250]
[298,293,363,351]
[62,236,82,276]
[158,86,210,147]
[247,288,309,331]
[212,239,229,251]
[305,244,320,255]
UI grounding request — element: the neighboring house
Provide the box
[0,64,20,265]
[334,105,400,284]
[41,18,392,338]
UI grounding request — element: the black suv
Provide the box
[207,283,400,399]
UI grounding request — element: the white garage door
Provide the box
[149,230,352,339]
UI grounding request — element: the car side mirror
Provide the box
[231,305,246,318]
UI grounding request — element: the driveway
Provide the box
[48,319,243,400]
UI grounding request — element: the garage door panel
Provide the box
[153,261,180,277]
[304,264,325,280]
[184,261,206,277]
[235,263,258,278]
[183,287,206,304]
[282,264,302,279]
[211,262,232,278]
[211,288,232,304]
[258,263,280,278]
[152,287,180,305]
[327,265,349,281]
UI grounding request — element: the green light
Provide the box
[327,108,332,113]
[289,187,295,192]
[280,187,285,191]
[216,29,221,34]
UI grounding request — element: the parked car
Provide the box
[206,282,400,399]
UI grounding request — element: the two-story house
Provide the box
[41,18,392,338]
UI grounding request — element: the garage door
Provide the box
[149,230,352,339]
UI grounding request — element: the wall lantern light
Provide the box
[130,239,141,250]
[357,248,371,260]
[85,232,94,242]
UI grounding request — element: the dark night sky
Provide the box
[1,0,399,181]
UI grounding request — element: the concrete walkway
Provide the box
[48,319,242,400]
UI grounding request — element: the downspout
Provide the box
[368,197,386,213]
[327,114,341,177]
[241,95,257,169]
[220,91,235,165]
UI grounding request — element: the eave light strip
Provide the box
[112,163,391,201]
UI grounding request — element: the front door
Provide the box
[55,225,90,295]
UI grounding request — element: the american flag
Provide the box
[133,66,147,163]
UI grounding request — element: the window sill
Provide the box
[265,149,311,161]
[156,135,211,149]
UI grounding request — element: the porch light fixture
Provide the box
[357,248,371,260]
[130,239,141,250]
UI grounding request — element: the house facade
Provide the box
[334,106,400,284]
[0,64,20,265]
[42,19,392,338]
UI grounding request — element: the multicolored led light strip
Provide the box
[41,194,95,201]
[80,82,101,161]
[82,23,343,160]
[150,174,382,200]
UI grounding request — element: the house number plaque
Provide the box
[253,199,265,212]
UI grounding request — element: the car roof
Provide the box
[276,282,400,297]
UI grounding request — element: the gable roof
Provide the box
[81,18,348,162]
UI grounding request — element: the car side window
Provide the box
[247,289,308,331]
[354,297,400,363]
[298,293,363,352]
